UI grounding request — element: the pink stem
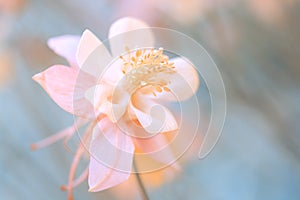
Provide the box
[30,118,87,151]
[61,167,89,191]
[66,120,97,200]
[31,126,75,150]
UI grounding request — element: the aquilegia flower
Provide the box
[32,17,199,199]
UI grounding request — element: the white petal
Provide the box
[47,35,80,67]
[88,118,134,192]
[108,17,155,57]
[150,57,199,102]
[76,29,113,78]
[130,94,178,134]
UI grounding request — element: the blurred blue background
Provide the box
[0,0,299,199]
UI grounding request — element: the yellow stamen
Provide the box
[163,87,171,92]
[155,86,163,93]
[119,48,176,94]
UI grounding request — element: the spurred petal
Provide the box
[32,65,96,118]
[76,29,112,77]
[88,118,134,192]
[47,35,80,67]
[149,57,199,101]
[108,17,154,57]
[130,94,178,134]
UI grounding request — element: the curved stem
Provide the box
[133,156,150,200]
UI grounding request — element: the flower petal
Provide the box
[100,57,124,85]
[130,94,178,134]
[149,57,199,101]
[108,17,154,57]
[88,118,134,192]
[32,65,96,118]
[85,84,129,122]
[85,84,111,109]
[76,30,102,66]
[76,29,113,77]
[47,35,80,67]
[99,101,128,123]
[133,130,180,170]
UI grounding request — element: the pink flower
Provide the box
[32,17,199,199]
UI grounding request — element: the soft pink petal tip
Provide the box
[32,73,44,84]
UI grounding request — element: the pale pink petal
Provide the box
[109,174,142,200]
[85,84,112,109]
[132,126,180,169]
[148,57,199,102]
[88,118,134,192]
[129,94,178,134]
[76,29,113,77]
[47,35,80,67]
[108,17,154,57]
[32,65,96,118]
[100,57,124,85]
[98,100,128,123]
[85,84,129,122]
[98,87,130,123]
[76,29,101,66]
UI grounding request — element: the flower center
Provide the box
[119,48,176,96]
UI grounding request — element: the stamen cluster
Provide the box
[119,48,176,95]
